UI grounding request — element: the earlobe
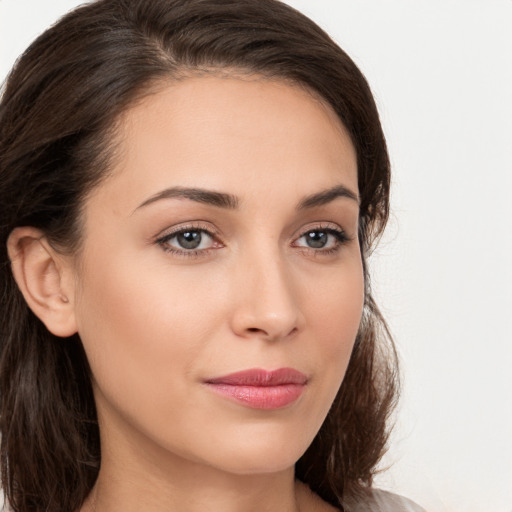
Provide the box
[7,227,78,338]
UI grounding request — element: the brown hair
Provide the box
[0,1,398,511]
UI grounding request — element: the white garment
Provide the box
[344,489,427,512]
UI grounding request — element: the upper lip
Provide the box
[205,368,308,386]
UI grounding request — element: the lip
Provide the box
[204,368,308,410]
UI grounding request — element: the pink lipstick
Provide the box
[204,368,307,410]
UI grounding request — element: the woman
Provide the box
[0,1,424,511]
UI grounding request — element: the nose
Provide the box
[229,249,305,342]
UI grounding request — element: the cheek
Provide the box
[315,267,363,382]
[294,255,364,415]
[307,259,364,350]
[73,251,225,417]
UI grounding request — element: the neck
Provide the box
[84,462,302,512]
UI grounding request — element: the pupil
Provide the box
[177,231,201,249]
[307,231,327,248]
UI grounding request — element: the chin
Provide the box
[213,451,301,476]
[197,429,311,476]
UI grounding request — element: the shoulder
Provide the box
[343,488,427,512]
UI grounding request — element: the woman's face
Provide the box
[71,75,363,476]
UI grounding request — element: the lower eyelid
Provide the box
[292,226,351,251]
[155,225,224,257]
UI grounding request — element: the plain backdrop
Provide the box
[1,1,511,511]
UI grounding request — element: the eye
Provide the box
[172,230,210,250]
[156,225,221,256]
[294,226,349,252]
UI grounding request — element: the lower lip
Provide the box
[205,383,305,410]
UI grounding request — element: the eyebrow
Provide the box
[297,184,359,209]
[135,187,239,211]
[134,184,359,212]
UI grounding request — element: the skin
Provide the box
[11,75,363,512]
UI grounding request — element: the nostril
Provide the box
[244,325,299,339]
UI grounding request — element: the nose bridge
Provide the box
[231,241,303,340]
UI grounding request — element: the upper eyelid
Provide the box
[294,221,348,237]
[156,222,344,237]
[153,220,351,247]
[154,222,220,241]
[293,227,349,245]
[155,226,220,255]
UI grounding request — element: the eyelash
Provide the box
[155,222,221,259]
[155,223,351,259]
[293,225,350,256]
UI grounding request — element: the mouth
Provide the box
[204,368,308,410]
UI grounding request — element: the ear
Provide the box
[7,227,78,338]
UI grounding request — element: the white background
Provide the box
[1,1,511,511]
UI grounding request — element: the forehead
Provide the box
[91,75,358,213]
